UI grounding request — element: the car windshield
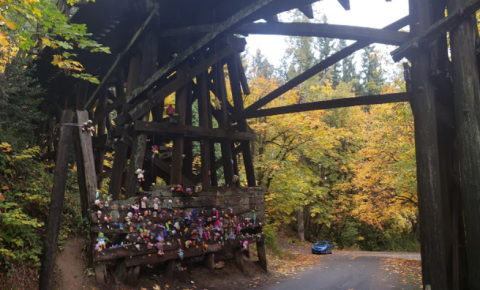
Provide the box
[315,241,327,246]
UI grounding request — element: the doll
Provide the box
[134,169,145,182]
[82,120,95,136]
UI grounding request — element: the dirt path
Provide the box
[55,238,86,290]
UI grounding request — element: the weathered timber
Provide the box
[119,38,246,125]
[448,0,480,287]
[165,259,176,281]
[235,53,251,95]
[76,110,97,204]
[233,16,410,120]
[298,3,314,19]
[391,0,480,62]
[241,93,411,119]
[257,241,267,272]
[337,0,350,10]
[227,55,256,186]
[95,91,108,189]
[123,0,278,105]
[198,60,212,186]
[236,22,410,45]
[408,0,447,288]
[234,247,245,273]
[134,121,256,141]
[126,265,140,286]
[109,139,128,199]
[94,261,107,284]
[159,22,410,46]
[74,132,90,219]
[125,53,147,198]
[85,7,158,111]
[39,110,75,290]
[205,253,215,273]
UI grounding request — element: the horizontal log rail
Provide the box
[240,92,411,119]
[391,0,480,61]
[230,15,410,122]
[159,22,410,46]
[134,120,256,141]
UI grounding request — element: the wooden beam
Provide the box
[337,0,350,10]
[408,0,447,288]
[123,0,279,106]
[298,4,314,19]
[39,110,75,290]
[236,22,410,46]
[448,0,480,287]
[240,93,411,119]
[391,0,480,62]
[84,7,158,111]
[232,16,410,120]
[134,121,256,141]
[76,110,97,205]
[115,38,246,126]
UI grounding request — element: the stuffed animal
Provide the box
[82,120,95,136]
[166,104,175,117]
[134,169,145,182]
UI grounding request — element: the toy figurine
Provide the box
[178,249,184,260]
[141,196,147,208]
[195,185,202,193]
[167,200,172,209]
[156,235,165,255]
[132,203,140,215]
[96,232,106,252]
[135,169,145,182]
[96,210,102,220]
[82,120,95,136]
[94,199,103,209]
[232,175,239,183]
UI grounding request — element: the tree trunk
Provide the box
[297,207,304,241]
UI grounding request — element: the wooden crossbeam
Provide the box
[114,38,246,126]
[159,22,410,45]
[84,7,158,111]
[298,4,314,19]
[230,15,410,122]
[337,0,350,10]
[391,0,480,62]
[134,121,256,141]
[236,22,410,45]
[122,0,279,106]
[240,92,411,119]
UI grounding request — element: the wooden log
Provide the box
[237,92,411,120]
[126,265,140,286]
[257,241,267,272]
[124,54,145,198]
[227,55,256,186]
[391,0,480,62]
[39,110,75,290]
[134,121,256,141]
[205,253,215,273]
[117,38,246,126]
[85,7,158,111]
[74,131,89,220]
[76,110,97,205]
[95,90,108,189]
[94,261,107,284]
[109,140,128,200]
[123,0,277,106]
[233,16,410,120]
[234,247,245,273]
[337,0,350,10]
[447,0,480,288]
[165,259,176,281]
[198,59,212,187]
[210,142,218,186]
[298,3,314,19]
[408,0,447,288]
[236,22,409,45]
[235,53,250,95]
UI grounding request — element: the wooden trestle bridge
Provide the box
[36,0,480,289]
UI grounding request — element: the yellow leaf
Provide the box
[0,32,8,47]
[0,13,15,29]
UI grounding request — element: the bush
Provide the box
[263,224,282,255]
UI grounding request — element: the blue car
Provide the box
[311,240,333,254]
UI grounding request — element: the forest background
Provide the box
[0,0,418,283]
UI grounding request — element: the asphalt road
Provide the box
[263,251,420,290]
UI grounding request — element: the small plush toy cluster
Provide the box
[93,189,263,261]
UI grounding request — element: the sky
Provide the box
[245,0,409,67]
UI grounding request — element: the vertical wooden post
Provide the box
[234,247,245,273]
[183,83,194,181]
[205,253,215,274]
[76,110,98,205]
[227,54,256,187]
[74,81,89,217]
[109,72,128,199]
[165,259,176,281]
[210,142,218,186]
[257,241,267,272]
[447,0,480,287]
[171,39,189,185]
[213,63,234,186]
[39,110,75,290]
[124,54,145,197]
[408,0,447,288]
[95,89,108,189]
[198,59,212,187]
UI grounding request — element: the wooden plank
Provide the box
[84,7,158,111]
[119,38,246,126]
[391,0,480,62]
[235,22,410,45]
[257,241,267,272]
[95,91,108,189]
[134,121,256,141]
[234,247,245,273]
[77,110,98,204]
[197,57,212,187]
[123,0,278,106]
[233,16,410,120]
[235,53,250,95]
[408,0,447,288]
[39,110,75,290]
[447,0,480,287]
[298,4,314,19]
[337,0,350,10]
[109,139,128,200]
[238,92,411,119]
